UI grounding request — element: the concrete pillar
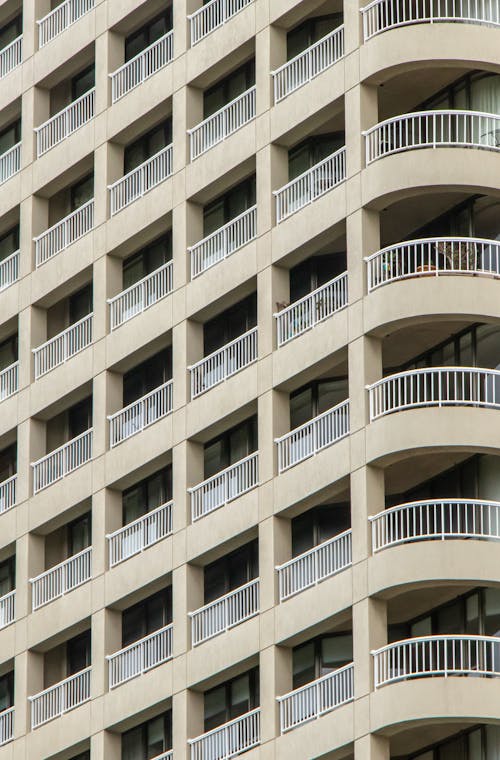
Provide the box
[353,597,387,699]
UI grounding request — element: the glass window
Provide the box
[290,379,347,430]
[203,178,256,237]
[0,443,16,483]
[122,712,172,760]
[0,120,20,156]
[68,398,92,439]
[484,589,500,637]
[292,634,352,689]
[124,121,172,175]
[0,334,17,372]
[204,669,259,732]
[122,588,172,647]
[289,253,346,303]
[291,504,350,556]
[123,348,172,406]
[70,174,94,211]
[122,467,172,526]
[204,61,255,119]
[68,513,91,556]
[122,233,172,290]
[0,225,19,263]
[0,671,14,711]
[204,294,257,355]
[288,133,344,182]
[486,725,500,760]
[125,11,172,62]
[0,15,22,50]
[204,540,258,603]
[204,417,257,478]
[69,284,92,325]
[0,556,15,597]
[71,65,95,101]
[67,630,91,675]
[476,324,500,370]
[287,14,342,60]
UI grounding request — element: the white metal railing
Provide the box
[274,147,346,223]
[189,205,257,279]
[108,261,173,330]
[0,35,22,79]
[0,707,14,746]
[0,361,18,401]
[190,451,259,521]
[370,498,500,552]
[190,578,260,646]
[276,399,350,473]
[277,530,352,602]
[150,753,173,760]
[189,86,256,160]
[189,327,257,398]
[108,379,173,447]
[0,590,15,629]
[362,0,500,40]
[35,199,94,267]
[107,623,173,688]
[110,30,174,102]
[107,500,173,567]
[35,89,95,157]
[0,475,16,514]
[274,272,348,346]
[0,250,19,291]
[364,110,500,164]
[33,313,93,378]
[366,236,500,291]
[109,144,173,215]
[278,663,354,733]
[189,708,260,760]
[272,26,344,103]
[368,366,500,420]
[30,546,92,610]
[38,0,94,47]
[32,428,93,493]
[373,635,500,688]
[30,667,91,729]
[0,142,21,185]
[189,0,254,46]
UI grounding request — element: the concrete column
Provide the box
[355,734,390,760]
[173,688,204,760]
[347,207,380,305]
[351,465,384,565]
[353,597,387,699]
[91,728,121,760]
[348,334,382,434]
[259,644,291,743]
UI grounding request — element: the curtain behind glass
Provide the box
[471,75,500,115]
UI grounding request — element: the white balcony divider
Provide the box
[35,199,94,267]
[0,250,20,291]
[0,707,14,746]
[367,367,500,421]
[189,86,256,160]
[38,0,95,47]
[373,635,500,688]
[189,0,254,46]
[33,313,93,379]
[107,623,173,689]
[108,261,173,330]
[277,530,352,602]
[189,205,257,279]
[272,26,344,103]
[0,142,21,185]
[107,500,173,567]
[190,578,259,646]
[366,237,500,291]
[362,0,500,40]
[35,89,95,157]
[189,327,258,398]
[110,30,174,102]
[277,663,354,733]
[0,35,22,79]
[109,144,173,215]
[0,474,16,515]
[32,428,93,493]
[190,451,259,522]
[0,590,15,629]
[30,546,92,610]
[189,708,261,760]
[275,272,348,346]
[370,498,500,552]
[364,110,500,164]
[274,147,346,223]
[276,399,350,473]
[30,667,91,729]
[0,361,18,401]
[108,379,173,448]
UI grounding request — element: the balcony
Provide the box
[272,26,344,104]
[373,635,500,688]
[108,261,173,330]
[32,428,93,493]
[0,250,19,291]
[364,110,500,164]
[189,327,257,399]
[0,707,14,746]
[107,623,173,689]
[275,399,350,473]
[362,0,500,41]
[108,379,173,448]
[274,147,346,224]
[34,199,94,266]
[29,667,91,728]
[0,589,15,629]
[189,205,257,279]
[190,578,259,646]
[0,35,22,79]
[189,451,259,522]
[367,367,500,420]
[108,144,173,216]
[107,500,173,567]
[0,474,16,514]
[30,546,92,610]
[35,89,95,157]
[110,30,174,103]
[189,86,256,161]
[38,0,94,48]
[33,313,93,378]
[0,361,18,401]
[277,663,354,734]
[275,272,348,346]
[188,0,254,46]
[0,142,20,185]
[189,708,260,760]
[366,237,500,291]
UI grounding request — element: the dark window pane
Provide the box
[0,226,19,262]
[68,398,92,438]
[68,513,91,555]
[0,672,14,711]
[69,285,92,324]
[71,66,95,101]
[0,334,17,371]
[0,556,15,596]
[70,174,94,211]
[67,630,91,675]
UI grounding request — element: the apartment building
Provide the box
[1,0,500,758]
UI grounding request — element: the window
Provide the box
[288,133,345,182]
[68,397,92,439]
[0,556,15,597]
[122,711,172,760]
[204,61,255,118]
[0,120,20,156]
[71,65,95,101]
[69,284,92,325]
[203,416,257,479]
[122,467,172,526]
[123,233,172,291]
[0,444,16,483]
[125,11,172,62]
[293,633,352,689]
[0,15,22,50]
[204,668,259,732]
[203,177,256,237]
[289,253,346,303]
[68,513,91,556]
[287,14,343,60]
[67,630,91,676]
[204,293,257,355]
[122,588,172,647]
[290,378,348,429]
[291,504,350,557]
[420,71,500,115]
[70,753,90,760]
[406,725,500,759]
[204,540,258,604]
[70,174,94,212]
[0,334,17,372]
[123,348,172,406]
[124,121,172,175]
[0,671,14,711]
[0,225,19,263]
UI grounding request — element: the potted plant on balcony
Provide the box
[436,240,477,273]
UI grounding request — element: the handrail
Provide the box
[34,198,94,266]
[35,88,95,156]
[0,474,16,514]
[190,578,260,645]
[0,590,15,629]
[189,326,258,398]
[0,142,21,185]
[188,86,256,160]
[189,451,259,521]
[0,35,22,79]
[106,500,173,567]
[108,260,173,330]
[188,0,254,46]
[38,0,95,47]
[30,546,92,610]
[188,707,261,760]
[106,623,173,688]
[189,204,257,279]
[0,250,20,291]
[108,379,173,447]
[29,667,91,728]
[33,312,93,378]
[31,428,93,493]
[0,361,19,401]
[108,144,173,215]
[110,30,173,102]
[0,706,14,746]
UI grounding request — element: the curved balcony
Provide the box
[368,366,500,421]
